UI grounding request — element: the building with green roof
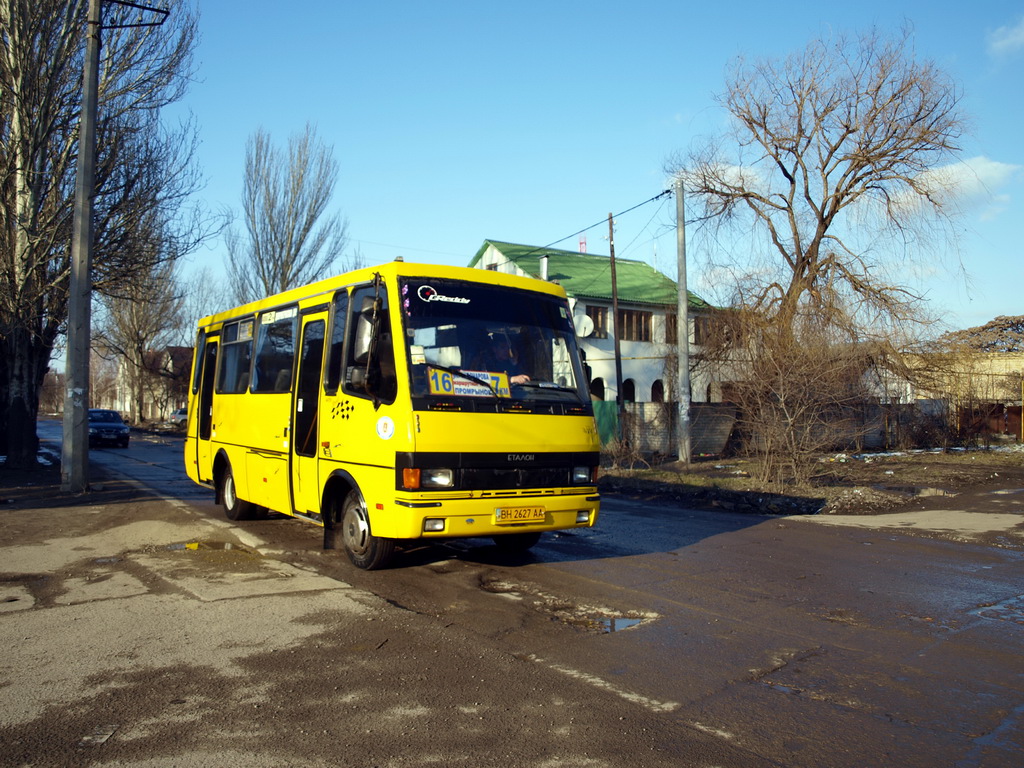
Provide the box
[469,240,711,310]
[469,240,725,410]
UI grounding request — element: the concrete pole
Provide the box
[62,0,102,492]
[608,214,625,440]
[675,177,692,465]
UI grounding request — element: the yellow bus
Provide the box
[184,261,600,569]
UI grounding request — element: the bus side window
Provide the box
[191,331,207,394]
[251,308,297,393]
[218,319,254,394]
[325,290,349,394]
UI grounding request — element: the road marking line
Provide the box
[525,654,680,713]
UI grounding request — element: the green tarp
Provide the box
[592,401,619,444]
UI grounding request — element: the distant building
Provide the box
[98,345,192,423]
[906,350,1024,440]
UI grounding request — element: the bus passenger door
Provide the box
[195,339,218,483]
[291,316,326,516]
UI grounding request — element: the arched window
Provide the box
[651,379,664,402]
[622,378,636,403]
[590,377,605,401]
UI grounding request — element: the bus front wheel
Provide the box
[222,463,259,521]
[340,489,395,570]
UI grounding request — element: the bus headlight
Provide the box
[572,466,593,484]
[421,469,454,488]
[402,468,454,490]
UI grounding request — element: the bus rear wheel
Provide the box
[222,463,259,521]
[340,489,395,570]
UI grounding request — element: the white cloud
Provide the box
[878,156,1022,223]
[677,163,766,195]
[918,156,1022,217]
[988,16,1024,58]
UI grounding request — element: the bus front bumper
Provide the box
[383,490,600,540]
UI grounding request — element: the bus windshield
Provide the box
[399,277,589,406]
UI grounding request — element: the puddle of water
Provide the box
[565,612,653,633]
[164,541,243,552]
[974,594,1024,625]
[763,682,800,695]
[915,487,955,498]
[597,616,645,632]
[480,578,655,633]
[878,485,956,498]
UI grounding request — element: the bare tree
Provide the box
[88,348,120,410]
[0,0,207,467]
[669,28,969,482]
[96,261,233,423]
[671,27,966,340]
[174,264,229,345]
[226,123,350,304]
[712,303,872,483]
[95,260,183,423]
[939,315,1024,353]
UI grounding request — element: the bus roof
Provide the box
[197,260,569,329]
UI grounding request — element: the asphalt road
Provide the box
[12,421,1024,767]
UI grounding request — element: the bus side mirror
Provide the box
[353,305,375,363]
[347,366,367,392]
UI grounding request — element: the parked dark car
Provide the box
[88,409,131,448]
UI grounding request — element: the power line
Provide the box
[616,194,673,260]
[357,189,675,272]
[520,189,674,260]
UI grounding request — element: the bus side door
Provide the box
[196,338,218,483]
[291,315,326,516]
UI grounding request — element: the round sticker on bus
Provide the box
[376,416,395,440]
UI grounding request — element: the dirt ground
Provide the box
[598,445,1024,516]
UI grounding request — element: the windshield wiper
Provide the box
[428,365,501,398]
[512,382,586,404]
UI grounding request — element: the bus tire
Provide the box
[222,463,258,521]
[340,489,395,570]
[492,531,542,552]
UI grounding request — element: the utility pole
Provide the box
[608,213,625,439]
[60,0,170,492]
[62,0,102,492]
[675,177,692,465]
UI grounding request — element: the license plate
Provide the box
[494,506,545,524]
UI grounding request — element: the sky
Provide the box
[172,0,1023,334]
